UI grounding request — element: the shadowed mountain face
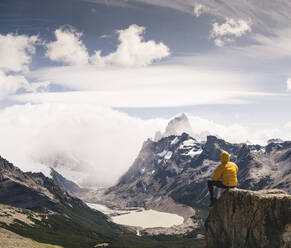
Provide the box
[0,156,86,212]
[50,168,88,197]
[105,133,291,209]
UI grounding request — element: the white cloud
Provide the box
[0,103,166,186]
[90,24,170,67]
[0,70,50,100]
[187,115,290,145]
[211,18,252,37]
[193,4,206,17]
[0,33,38,72]
[46,25,170,67]
[211,18,252,46]
[46,27,89,65]
[287,78,291,91]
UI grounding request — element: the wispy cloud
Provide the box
[287,78,291,91]
[82,0,291,31]
[28,64,255,92]
[193,3,206,17]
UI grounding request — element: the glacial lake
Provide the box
[87,203,184,229]
[111,209,184,229]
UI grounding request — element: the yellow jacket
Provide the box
[213,151,239,187]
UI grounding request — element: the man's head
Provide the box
[220,151,230,164]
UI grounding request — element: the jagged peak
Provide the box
[154,113,194,141]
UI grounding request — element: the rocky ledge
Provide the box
[205,189,291,248]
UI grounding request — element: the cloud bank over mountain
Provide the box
[0,104,290,187]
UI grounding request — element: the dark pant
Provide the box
[207,180,235,198]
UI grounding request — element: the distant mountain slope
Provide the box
[0,155,85,212]
[50,167,88,196]
[105,133,291,210]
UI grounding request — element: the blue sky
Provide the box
[1,0,291,185]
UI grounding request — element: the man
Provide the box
[207,151,238,207]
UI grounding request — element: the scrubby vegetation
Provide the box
[0,203,204,248]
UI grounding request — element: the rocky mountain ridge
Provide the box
[103,133,291,211]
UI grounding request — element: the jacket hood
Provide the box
[220,151,230,164]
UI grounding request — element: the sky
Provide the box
[1,0,291,186]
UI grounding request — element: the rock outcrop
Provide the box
[205,189,291,248]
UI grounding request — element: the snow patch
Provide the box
[157,150,167,157]
[252,148,266,154]
[171,137,179,145]
[186,149,203,158]
[179,139,196,149]
[164,151,173,160]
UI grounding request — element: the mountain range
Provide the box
[101,114,291,212]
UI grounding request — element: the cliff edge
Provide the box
[205,189,291,248]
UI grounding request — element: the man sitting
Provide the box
[207,151,239,207]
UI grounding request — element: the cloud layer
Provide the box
[0,103,166,187]
[1,102,290,187]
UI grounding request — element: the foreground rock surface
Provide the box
[205,189,291,248]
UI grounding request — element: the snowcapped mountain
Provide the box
[104,133,291,210]
[155,113,198,141]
